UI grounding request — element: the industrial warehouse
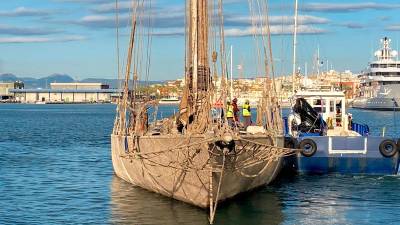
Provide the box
[9,82,121,103]
[0,81,24,102]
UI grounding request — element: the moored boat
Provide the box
[353,37,400,110]
[111,134,288,207]
[159,96,180,104]
[111,0,294,223]
[284,90,400,175]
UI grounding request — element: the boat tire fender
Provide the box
[397,139,400,152]
[379,139,397,158]
[299,139,317,157]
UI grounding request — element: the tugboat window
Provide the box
[313,99,325,106]
[330,100,335,112]
[313,107,326,113]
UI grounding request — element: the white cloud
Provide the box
[0,7,52,17]
[272,15,329,25]
[385,24,400,31]
[151,28,184,37]
[74,11,329,32]
[0,24,62,36]
[378,16,391,21]
[93,1,132,13]
[74,14,130,28]
[54,0,110,3]
[0,35,86,44]
[80,15,115,23]
[226,15,329,26]
[92,0,240,14]
[301,2,400,13]
[151,25,326,37]
[74,6,184,29]
[338,22,365,29]
[224,25,327,37]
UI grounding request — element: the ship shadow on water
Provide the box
[110,175,284,225]
[110,175,207,225]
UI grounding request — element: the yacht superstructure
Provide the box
[353,37,400,110]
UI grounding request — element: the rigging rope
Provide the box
[209,153,225,224]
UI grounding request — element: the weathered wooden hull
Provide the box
[111,134,286,208]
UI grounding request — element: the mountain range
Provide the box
[0,73,162,89]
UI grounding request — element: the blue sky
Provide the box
[1,0,400,80]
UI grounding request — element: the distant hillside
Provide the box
[0,73,163,89]
[0,73,74,88]
[0,73,18,82]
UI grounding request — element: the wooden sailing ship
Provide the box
[111,0,294,223]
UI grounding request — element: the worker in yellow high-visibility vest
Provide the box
[226,100,234,127]
[242,99,251,129]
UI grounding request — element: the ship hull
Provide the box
[158,100,180,105]
[352,97,400,111]
[111,134,286,208]
[286,136,400,175]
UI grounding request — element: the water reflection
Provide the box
[110,176,208,225]
[110,176,284,225]
[213,188,284,225]
[273,174,400,224]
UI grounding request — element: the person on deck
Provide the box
[226,101,234,127]
[232,98,239,123]
[242,99,252,129]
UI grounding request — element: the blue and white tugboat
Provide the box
[284,90,400,175]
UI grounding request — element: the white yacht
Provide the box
[158,96,180,104]
[353,37,400,110]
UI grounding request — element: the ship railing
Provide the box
[351,122,369,136]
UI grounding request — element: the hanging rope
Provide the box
[209,153,226,224]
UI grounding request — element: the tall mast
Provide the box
[292,0,298,94]
[230,45,233,100]
[188,0,210,100]
[190,0,198,97]
[179,0,210,128]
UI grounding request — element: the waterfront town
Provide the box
[0,69,359,105]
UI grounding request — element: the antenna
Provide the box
[305,62,307,77]
[326,59,329,73]
[317,44,320,77]
[397,36,399,61]
[292,0,298,94]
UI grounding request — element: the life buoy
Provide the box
[284,137,298,149]
[379,139,397,158]
[299,139,317,157]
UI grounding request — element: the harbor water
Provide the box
[1,104,400,224]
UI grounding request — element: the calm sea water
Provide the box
[1,104,400,225]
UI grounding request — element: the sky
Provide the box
[1,0,400,80]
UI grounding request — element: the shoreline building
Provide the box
[0,81,24,102]
[10,82,121,103]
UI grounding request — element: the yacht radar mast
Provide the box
[374,37,398,61]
